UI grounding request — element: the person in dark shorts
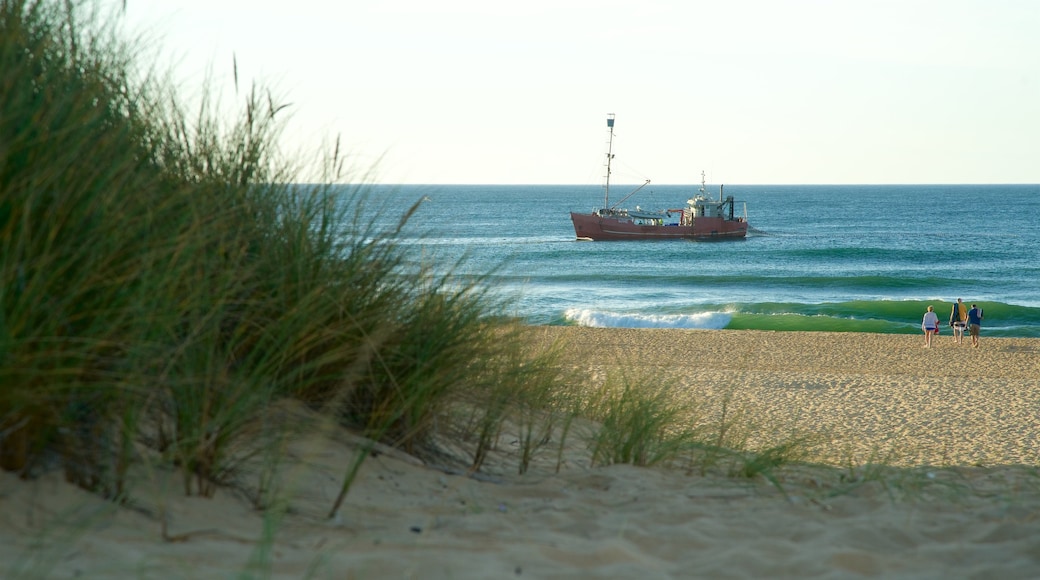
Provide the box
[967,303,983,348]
[949,298,968,344]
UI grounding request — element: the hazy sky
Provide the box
[122,1,1039,184]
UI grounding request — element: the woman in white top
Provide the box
[921,305,940,348]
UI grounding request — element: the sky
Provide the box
[118,0,1039,185]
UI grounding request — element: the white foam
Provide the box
[563,308,732,329]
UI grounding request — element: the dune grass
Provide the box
[0,0,559,509]
[582,371,701,468]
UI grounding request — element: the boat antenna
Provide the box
[603,114,615,209]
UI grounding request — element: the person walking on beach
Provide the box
[949,298,968,344]
[967,303,984,348]
[922,305,940,348]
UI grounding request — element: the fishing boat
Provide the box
[570,114,749,241]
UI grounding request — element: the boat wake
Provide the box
[563,308,732,329]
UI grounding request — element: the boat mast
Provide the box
[603,114,615,210]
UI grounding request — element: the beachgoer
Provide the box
[949,298,968,344]
[921,305,939,348]
[967,303,983,348]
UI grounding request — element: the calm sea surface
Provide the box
[347,184,1040,337]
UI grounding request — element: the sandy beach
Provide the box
[528,327,1040,468]
[4,328,1040,578]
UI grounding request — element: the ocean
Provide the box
[352,183,1040,338]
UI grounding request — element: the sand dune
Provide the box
[3,328,1040,578]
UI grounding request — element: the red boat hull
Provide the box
[570,212,747,241]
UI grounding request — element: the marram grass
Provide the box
[0,0,591,508]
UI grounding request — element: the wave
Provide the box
[559,300,1040,337]
[563,308,733,329]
